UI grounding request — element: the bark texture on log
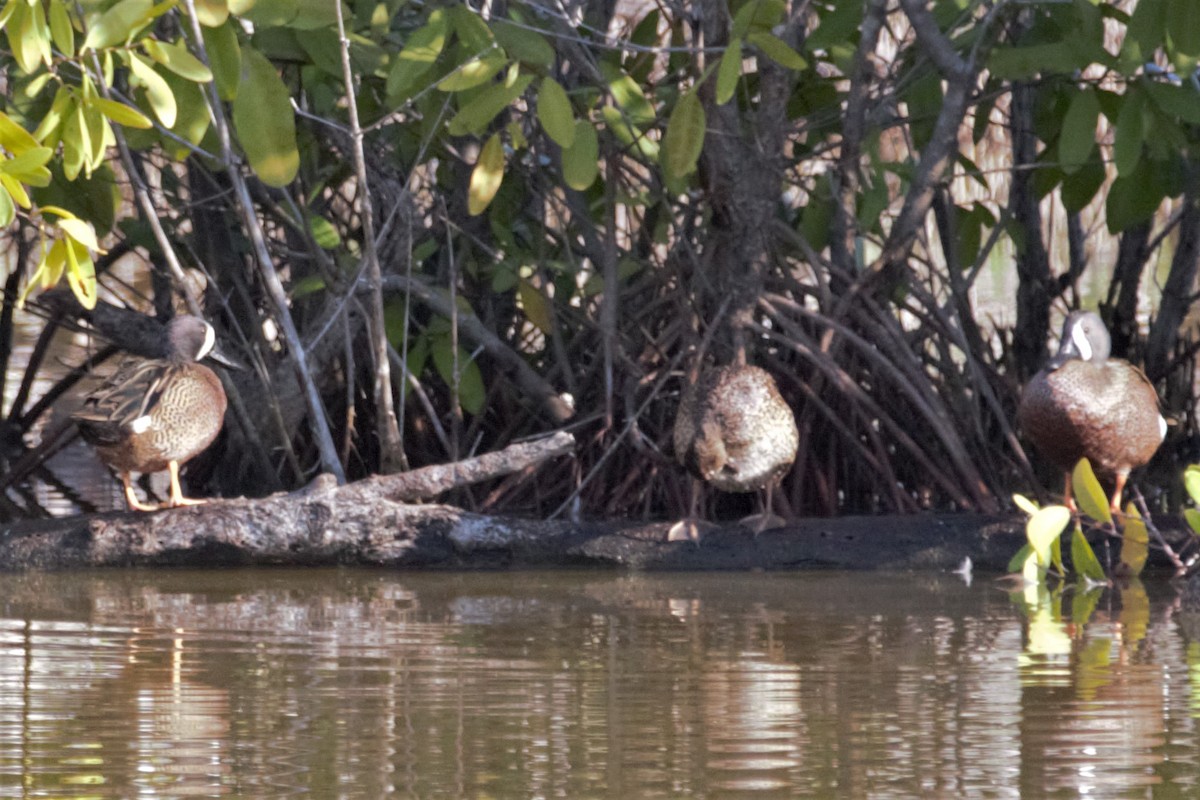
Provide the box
[0,428,1191,573]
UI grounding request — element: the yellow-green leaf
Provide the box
[0,183,14,227]
[467,133,504,216]
[0,146,52,178]
[129,53,176,127]
[1185,507,1200,537]
[602,64,655,125]
[1021,547,1045,584]
[716,38,742,105]
[57,217,100,251]
[9,2,48,74]
[82,0,152,51]
[90,96,153,129]
[437,49,506,92]
[192,0,229,27]
[518,279,553,333]
[662,90,705,180]
[1072,458,1112,524]
[1185,465,1200,505]
[1012,493,1040,515]
[561,119,598,190]
[1071,523,1107,583]
[41,239,68,291]
[143,38,213,83]
[61,104,86,180]
[747,31,807,70]
[232,46,298,187]
[63,236,97,310]
[492,19,554,67]
[1027,505,1071,566]
[1120,502,1149,577]
[599,105,658,160]
[48,0,74,56]
[537,77,575,148]
[0,112,42,155]
[0,174,30,210]
[33,86,73,149]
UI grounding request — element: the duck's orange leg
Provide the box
[167,460,206,507]
[121,473,159,512]
[1111,472,1129,515]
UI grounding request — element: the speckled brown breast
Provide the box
[1017,358,1162,478]
[90,363,226,474]
[673,365,799,493]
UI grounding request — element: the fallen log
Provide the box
[0,430,1192,572]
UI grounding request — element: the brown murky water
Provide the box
[0,568,1194,798]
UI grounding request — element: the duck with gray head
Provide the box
[1017,310,1165,513]
[73,315,232,511]
[670,364,799,542]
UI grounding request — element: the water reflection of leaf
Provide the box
[1070,585,1103,628]
[1075,636,1113,701]
[1118,579,1149,648]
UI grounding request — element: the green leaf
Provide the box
[1013,493,1040,515]
[48,0,74,55]
[1021,547,1046,584]
[445,72,533,137]
[1185,464,1200,505]
[232,46,299,187]
[1168,0,1200,58]
[63,235,97,310]
[492,18,554,68]
[308,214,339,248]
[518,279,552,333]
[1185,507,1200,537]
[90,97,153,129]
[191,0,229,27]
[600,63,655,125]
[0,183,14,228]
[746,32,806,70]
[1106,158,1170,233]
[662,90,705,180]
[599,105,658,160]
[143,38,213,82]
[202,20,241,102]
[56,217,100,251]
[0,174,30,210]
[716,38,742,105]
[468,133,504,216]
[0,146,52,180]
[0,112,42,155]
[1059,89,1099,175]
[561,119,598,190]
[988,43,1082,80]
[1120,504,1149,577]
[1072,458,1112,524]
[83,0,152,51]
[1113,88,1144,178]
[437,49,506,92]
[61,103,86,180]
[1061,160,1106,213]
[537,77,575,148]
[1071,524,1108,583]
[386,10,447,106]
[129,52,176,127]
[732,0,785,37]
[432,337,485,416]
[1008,542,1033,574]
[1027,505,1071,566]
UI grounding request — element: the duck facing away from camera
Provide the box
[1017,310,1165,513]
[671,364,799,542]
[73,315,229,512]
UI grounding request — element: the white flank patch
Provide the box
[130,415,153,434]
[1159,415,1168,442]
[1071,324,1092,361]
